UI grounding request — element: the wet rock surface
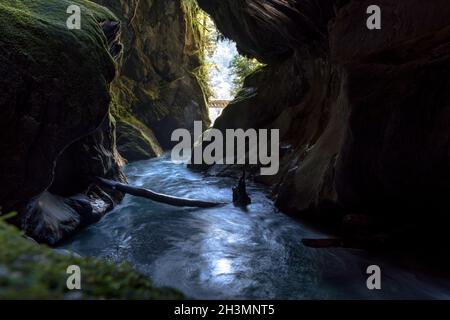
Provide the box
[0,0,212,244]
[94,0,210,154]
[0,219,182,299]
[0,0,125,243]
[197,0,450,247]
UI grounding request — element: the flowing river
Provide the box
[61,155,450,299]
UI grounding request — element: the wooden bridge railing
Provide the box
[208,99,231,109]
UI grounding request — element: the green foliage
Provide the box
[0,220,182,299]
[229,55,265,96]
[181,0,216,100]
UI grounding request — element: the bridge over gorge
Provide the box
[208,99,231,123]
[208,99,231,109]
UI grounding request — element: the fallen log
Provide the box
[302,235,389,250]
[95,177,226,208]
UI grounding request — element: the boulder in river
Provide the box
[232,169,251,207]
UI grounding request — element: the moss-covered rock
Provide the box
[110,91,163,162]
[199,0,450,225]
[0,0,128,243]
[0,219,182,299]
[94,0,211,151]
[0,0,119,211]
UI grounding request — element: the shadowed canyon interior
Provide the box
[0,0,449,299]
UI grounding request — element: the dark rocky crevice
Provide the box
[195,0,450,257]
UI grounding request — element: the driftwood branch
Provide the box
[95,177,226,208]
[302,236,389,250]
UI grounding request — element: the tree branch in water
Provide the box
[95,177,226,208]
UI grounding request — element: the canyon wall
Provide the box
[198,0,450,232]
[0,0,209,243]
[94,0,210,160]
[0,0,128,243]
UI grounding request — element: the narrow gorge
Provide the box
[0,0,449,299]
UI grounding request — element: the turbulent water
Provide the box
[62,155,450,299]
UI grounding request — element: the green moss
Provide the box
[0,1,180,298]
[0,0,121,172]
[116,120,160,161]
[110,90,162,161]
[230,55,266,96]
[181,0,213,100]
[0,0,117,73]
[0,219,182,299]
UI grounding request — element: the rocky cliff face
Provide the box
[0,0,128,243]
[94,0,210,160]
[0,0,210,244]
[198,0,450,236]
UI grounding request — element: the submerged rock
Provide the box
[22,190,115,245]
[0,0,213,243]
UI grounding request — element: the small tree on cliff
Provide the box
[229,55,264,96]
